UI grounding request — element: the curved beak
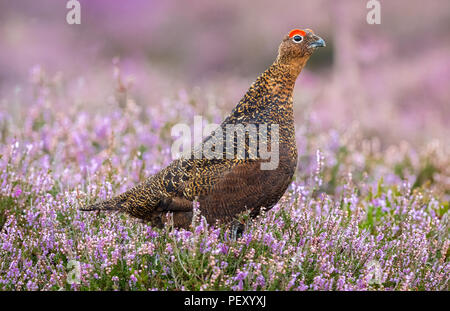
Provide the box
[308,36,326,49]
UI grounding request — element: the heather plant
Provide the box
[0,66,448,290]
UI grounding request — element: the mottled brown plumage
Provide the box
[81,29,326,228]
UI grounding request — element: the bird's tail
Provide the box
[80,183,145,213]
[80,196,124,212]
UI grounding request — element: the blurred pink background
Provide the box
[1,0,449,146]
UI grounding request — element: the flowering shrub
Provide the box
[0,65,448,291]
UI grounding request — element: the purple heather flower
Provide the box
[13,186,22,197]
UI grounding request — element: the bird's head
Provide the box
[276,28,326,68]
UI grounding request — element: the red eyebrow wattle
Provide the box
[289,29,306,38]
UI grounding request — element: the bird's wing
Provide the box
[156,120,294,217]
[159,156,294,223]
[158,157,241,203]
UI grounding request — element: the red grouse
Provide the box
[81,29,326,228]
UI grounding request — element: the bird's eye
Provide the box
[292,35,303,43]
